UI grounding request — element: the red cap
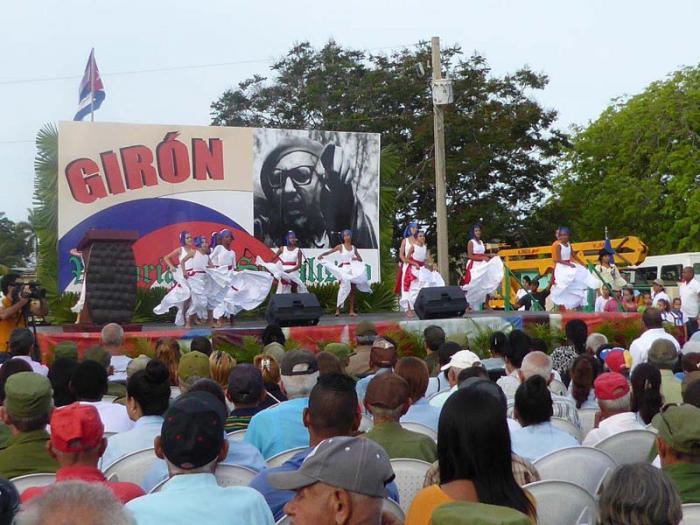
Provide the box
[50,403,104,453]
[594,372,630,401]
[605,351,627,374]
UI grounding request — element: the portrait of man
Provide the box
[253,130,379,249]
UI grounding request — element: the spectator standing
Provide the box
[362,373,438,463]
[648,339,682,404]
[653,403,700,504]
[652,279,672,308]
[671,298,685,328]
[5,329,47,376]
[253,354,287,408]
[21,403,143,504]
[0,372,58,478]
[428,350,482,408]
[355,338,397,406]
[680,267,700,338]
[629,308,680,370]
[550,319,588,385]
[125,391,274,525]
[100,323,131,385]
[621,288,638,312]
[245,349,319,459]
[0,275,29,355]
[511,376,579,462]
[346,321,378,378]
[70,361,133,433]
[225,364,265,433]
[101,360,171,468]
[629,363,663,425]
[396,357,441,432]
[582,372,644,446]
[422,325,446,376]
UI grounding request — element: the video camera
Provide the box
[10,281,47,303]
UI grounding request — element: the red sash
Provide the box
[394,262,403,294]
[461,260,475,286]
[403,258,424,292]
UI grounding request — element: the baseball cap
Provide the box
[268,436,394,498]
[431,502,531,525]
[324,343,353,361]
[355,321,377,337]
[440,350,481,371]
[649,339,678,368]
[160,391,227,469]
[50,403,104,453]
[178,351,211,380]
[652,404,700,455]
[280,349,318,376]
[365,373,409,409]
[604,350,628,374]
[263,342,286,364]
[4,372,52,419]
[653,279,664,286]
[227,364,263,403]
[594,372,630,401]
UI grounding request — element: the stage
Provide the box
[35,310,643,363]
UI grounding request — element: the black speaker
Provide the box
[266,293,324,327]
[414,286,467,320]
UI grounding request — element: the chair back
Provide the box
[594,429,657,465]
[101,395,118,403]
[533,446,616,496]
[103,447,157,485]
[227,429,247,442]
[550,417,582,442]
[681,503,700,525]
[578,409,597,438]
[524,480,597,525]
[149,464,258,493]
[275,498,404,525]
[267,447,307,468]
[10,473,56,493]
[401,422,438,442]
[390,458,432,513]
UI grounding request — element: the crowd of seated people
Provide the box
[0,307,698,524]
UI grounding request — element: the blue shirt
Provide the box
[249,447,400,521]
[356,368,391,407]
[126,472,274,525]
[140,440,267,492]
[400,397,441,431]
[510,421,580,463]
[101,416,164,469]
[244,397,310,460]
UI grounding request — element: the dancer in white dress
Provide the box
[460,224,504,310]
[208,229,273,326]
[256,230,307,294]
[399,231,444,316]
[69,248,86,323]
[396,222,417,303]
[153,231,195,326]
[318,229,372,317]
[180,235,214,327]
[550,227,602,310]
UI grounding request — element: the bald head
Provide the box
[100,323,124,352]
[520,351,553,382]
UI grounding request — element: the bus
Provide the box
[621,253,700,298]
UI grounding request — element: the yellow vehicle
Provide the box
[487,236,648,309]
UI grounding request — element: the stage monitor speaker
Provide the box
[266,293,324,327]
[414,286,467,320]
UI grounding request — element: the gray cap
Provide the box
[267,436,394,498]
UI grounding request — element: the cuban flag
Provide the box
[74,49,105,121]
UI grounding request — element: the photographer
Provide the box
[0,275,28,354]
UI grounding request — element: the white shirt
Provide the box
[426,375,450,398]
[101,415,163,469]
[680,278,700,320]
[80,401,134,433]
[629,328,681,370]
[582,411,645,447]
[428,385,457,408]
[594,296,608,313]
[652,290,671,308]
[10,355,48,376]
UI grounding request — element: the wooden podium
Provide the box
[76,229,139,325]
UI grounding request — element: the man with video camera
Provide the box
[0,274,47,356]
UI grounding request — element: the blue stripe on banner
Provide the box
[73,90,105,121]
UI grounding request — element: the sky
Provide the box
[1,0,699,222]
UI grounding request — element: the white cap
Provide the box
[440,350,481,371]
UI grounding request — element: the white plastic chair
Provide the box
[390,458,432,513]
[149,464,258,493]
[10,473,56,493]
[400,422,438,442]
[533,446,616,496]
[594,429,657,465]
[227,429,247,442]
[681,503,700,525]
[267,447,307,468]
[103,447,157,485]
[523,480,597,525]
[550,417,582,442]
[101,395,118,403]
[578,409,598,438]
[275,498,404,525]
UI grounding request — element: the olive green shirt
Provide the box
[660,370,682,405]
[0,429,59,479]
[346,345,373,378]
[363,421,437,463]
[0,423,11,450]
[107,381,127,399]
[665,463,700,504]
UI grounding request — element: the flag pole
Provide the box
[90,49,95,122]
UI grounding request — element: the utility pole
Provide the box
[431,36,450,281]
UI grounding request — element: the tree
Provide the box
[211,41,566,265]
[539,66,700,254]
[0,213,34,268]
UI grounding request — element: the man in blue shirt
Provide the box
[126,391,273,525]
[245,349,319,460]
[249,373,399,520]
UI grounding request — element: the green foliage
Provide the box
[379,146,399,286]
[594,318,643,348]
[465,319,506,358]
[385,328,425,359]
[46,292,79,325]
[211,41,566,263]
[0,214,34,269]
[524,322,565,354]
[133,287,173,324]
[537,66,700,252]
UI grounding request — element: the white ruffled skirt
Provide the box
[399,266,445,311]
[551,263,602,309]
[256,257,308,294]
[320,260,372,307]
[461,256,504,308]
[153,269,191,326]
[207,266,274,318]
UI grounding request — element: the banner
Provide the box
[57,122,381,293]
